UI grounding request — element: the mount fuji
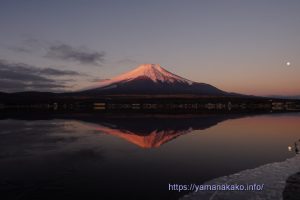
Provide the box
[81,64,233,96]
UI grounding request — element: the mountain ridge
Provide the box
[81,64,233,96]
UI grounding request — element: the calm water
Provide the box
[0,113,299,200]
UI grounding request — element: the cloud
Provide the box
[7,46,33,53]
[6,38,106,66]
[0,79,66,91]
[0,59,84,92]
[40,68,85,76]
[89,78,109,82]
[46,43,105,66]
[7,38,45,54]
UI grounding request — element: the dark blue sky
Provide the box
[0,0,299,95]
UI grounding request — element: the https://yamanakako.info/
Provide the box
[168,183,264,192]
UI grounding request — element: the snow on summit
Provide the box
[96,64,194,88]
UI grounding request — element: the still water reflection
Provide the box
[0,113,299,199]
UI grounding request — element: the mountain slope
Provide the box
[81,64,230,96]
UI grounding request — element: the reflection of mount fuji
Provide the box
[79,114,247,148]
[1,113,251,148]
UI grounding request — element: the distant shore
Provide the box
[1,93,300,113]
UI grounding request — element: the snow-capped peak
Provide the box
[96,64,194,88]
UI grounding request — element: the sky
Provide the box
[0,0,300,96]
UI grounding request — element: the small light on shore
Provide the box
[286,62,291,66]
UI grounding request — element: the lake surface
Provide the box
[0,112,299,200]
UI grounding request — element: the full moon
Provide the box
[286,62,291,66]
